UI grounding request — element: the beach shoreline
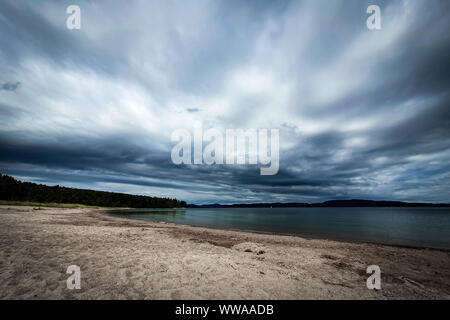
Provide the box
[103,209,450,252]
[1,205,449,299]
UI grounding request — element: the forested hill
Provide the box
[0,174,187,208]
[189,199,450,208]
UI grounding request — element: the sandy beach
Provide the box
[0,205,449,299]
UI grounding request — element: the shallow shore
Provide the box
[0,205,449,299]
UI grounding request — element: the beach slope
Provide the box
[0,206,449,299]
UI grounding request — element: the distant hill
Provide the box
[2,173,448,209]
[189,199,450,208]
[0,174,186,208]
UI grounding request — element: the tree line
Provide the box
[0,174,187,208]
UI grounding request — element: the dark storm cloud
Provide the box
[1,0,450,203]
[1,82,21,91]
[0,1,85,66]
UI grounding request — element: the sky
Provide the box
[1,0,450,204]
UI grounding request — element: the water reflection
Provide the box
[105,207,450,249]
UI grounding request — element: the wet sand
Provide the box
[0,205,449,299]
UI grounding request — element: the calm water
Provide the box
[107,207,450,249]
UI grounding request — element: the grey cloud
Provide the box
[1,82,21,91]
[1,0,450,204]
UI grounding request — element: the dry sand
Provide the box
[0,205,449,299]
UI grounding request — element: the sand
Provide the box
[0,205,449,299]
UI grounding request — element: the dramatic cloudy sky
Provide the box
[1,0,450,204]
